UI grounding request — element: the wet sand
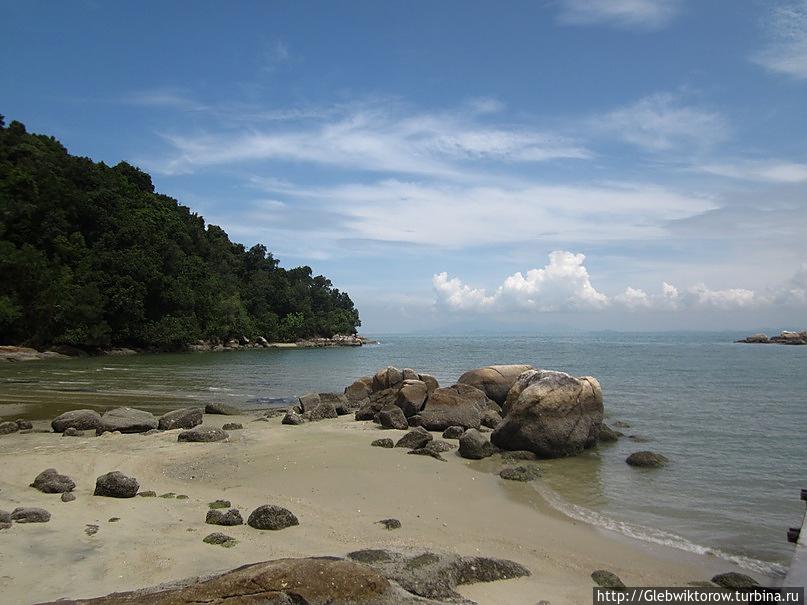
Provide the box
[0,414,755,604]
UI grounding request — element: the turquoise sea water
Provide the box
[1,332,805,577]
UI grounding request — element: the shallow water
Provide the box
[1,332,804,576]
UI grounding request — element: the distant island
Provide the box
[736,331,807,345]
[0,117,360,353]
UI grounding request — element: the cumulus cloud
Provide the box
[434,253,807,314]
[556,0,682,30]
[753,0,807,79]
[594,93,727,152]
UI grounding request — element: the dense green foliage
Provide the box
[0,117,360,349]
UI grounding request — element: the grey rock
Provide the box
[319,392,352,415]
[297,393,321,413]
[61,492,76,502]
[442,426,465,439]
[407,447,446,461]
[372,366,404,392]
[499,450,538,461]
[282,411,305,425]
[11,507,51,523]
[626,451,668,468]
[177,427,228,442]
[711,572,760,588]
[377,406,409,430]
[247,504,299,530]
[628,435,652,443]
[418,383,495,431]
[499,465,542,482]
[417,373,439,394]
[458,428,494,460]
[0,420,20,434]
[203,532,237,547]
[480,409,502,429]
[51,409,103,433]
[221,422,243,430]
[15,419,33,430]
[305,401,338,421]
[378,518,402,530]
[204,402,241,415]
[492,370,603,458]
[205,508,243,526]
[345,376,373,404]
[158,407,203,431]
[592,570,626,588]
[599,423,622,442]
[395,380,428,417]
[62,427,81,437]
[425,440,456,452]
[84,524,99,536]
[138,491,157,497]
[97,407,158,435]
[0,510,10,523]
[458,364,534,405]
[94,471,139,498]
[394,426,433,449]
[371,438,394,448]
[31,468,76,493]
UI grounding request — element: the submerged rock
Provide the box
[598,423,622,443]
[407,447,446,461]
[247,504,299,530]
[15,419,33,430]
[94,471,139,498]
[499,465,542,482]
[221,422,243,431]
[31,468,76,494]
[62,427,82,437]
[626,451,668,468]
[0,420,19,434]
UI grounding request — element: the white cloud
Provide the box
[434,251,609,312]
[433,253,807,314]
[698,160,807,183]
[594,92,727,152]
[556,0,682,30]
[753,0,807,79]
[155,104,590,177]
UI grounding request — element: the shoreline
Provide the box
[0,413,762,604]
[0,334,379,363]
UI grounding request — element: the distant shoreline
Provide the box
[0,334,379,363]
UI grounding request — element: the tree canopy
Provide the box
[0,116,360,349]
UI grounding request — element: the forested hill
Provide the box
[0,117,360,350]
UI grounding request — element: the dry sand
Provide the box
[0,414,753,604]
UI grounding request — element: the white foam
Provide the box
[534,483,787,578]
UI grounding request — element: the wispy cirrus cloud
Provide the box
[593,92,728,152]
[697,160,807,183]
[752,0,807,79]
[556,0,682,31]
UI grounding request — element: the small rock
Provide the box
[205,402,241,415]
[592,570,626,588]
[138,491,157,497]
[425,440,456,452]
[377,518,401,530]
[62,427,81,437]
[481,409,502,429]
[626,451,668,468]
[205,508,243,526]
[598,423,622,442]
[0,510,10,523]
[371,438,394,448]
[108,517,120,522]
[15,419,33,430]
[94,471,139,498]
[499,465,542,482]
[711,572,760,589]
[177,426,228,442]
[160,492,176,498]
[158,407,203,431]
[176,494,189,500]
[30,468,76,494]
[85,524,99,536]
[394,426,433,449]
[281,411,305,425]
[11,507,51,523]
[459,428,494,459]
[97,406,158,435]
[247,504,299,530]
[628,435,652,443]
[51,409,103,433]
[61,492,76,502]
[209,499,231,509]
[203,532,237,547]
[407,447,446,461]
[222,422,243,430]
[0,522,10,530]
[0,421,19,435]
[442,426,465,439]
[305,402,338,421]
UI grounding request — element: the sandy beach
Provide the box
[0,412,756,604]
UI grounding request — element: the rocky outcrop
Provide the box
[97,407,158,435]
[626,451,669,468]
[458,364,533,405]
[94,471,139,498]
[158,408,203,431]
[31,469,75,494]
[736,330,807,345]
[492,370,603,458]
[51,409,103,433]
[177,427,228,442]
[417,384,496,431]
[458,428,494,459]
[247,505,299,530]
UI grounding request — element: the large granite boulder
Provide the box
[305,401,338,421]
[372,366,404,392]
[97,407,158,435]
[31,468,75,494]
[458,364,533,405]
[297,393,321,413]
[492,370,603,458]
[158,408,203,431]
[345,376,373,404]
[418,373,439,393]
[94,471,139,498]
[418,384,496,431]
[319,392,352,415]
[377,406,408,430]
[51,409,103,433]
[395,380,428,417]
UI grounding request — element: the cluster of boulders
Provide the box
[187,334,372,352]
[736,330,807,345]
[342,364,605,459]
[0,418,34,435]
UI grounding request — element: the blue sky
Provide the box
[2,0,806,333]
